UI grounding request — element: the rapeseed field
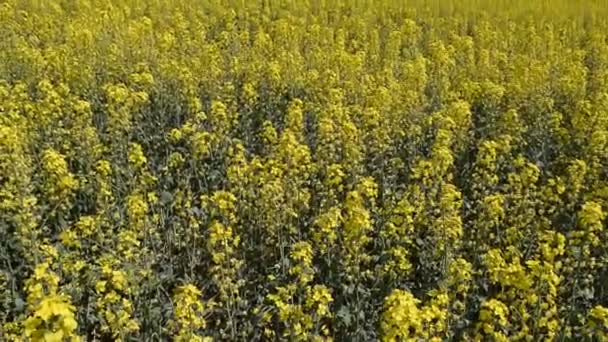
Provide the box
[2,0,608,340]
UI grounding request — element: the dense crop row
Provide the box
[2,0,608,341]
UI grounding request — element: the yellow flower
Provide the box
[128,143,147,169]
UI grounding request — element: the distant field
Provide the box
[2,1,608,341]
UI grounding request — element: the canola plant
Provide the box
[2,0,608,341]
